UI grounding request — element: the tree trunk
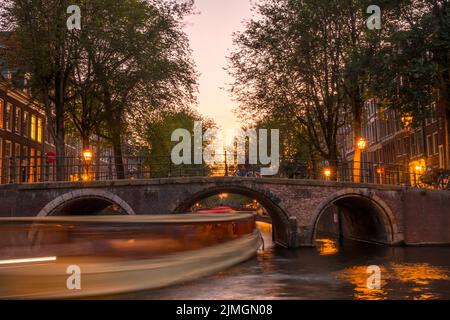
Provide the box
[328,145,339,181]
[103,92,125,179]
[111,129,125,179]
[446,109,450,169]
[55,74,66,182]
[82,135,90,150]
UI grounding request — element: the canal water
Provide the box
[112,222,450,300]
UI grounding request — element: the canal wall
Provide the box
[402,189,450,245]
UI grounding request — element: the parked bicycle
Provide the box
[418,168,450,190]
[231,164,261,178]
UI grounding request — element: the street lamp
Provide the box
[400,113,414,186]
[413,163,424,187]
[357,137,367,151]
[82,149,93,163]
[82,149,94,181]
[323,167,332,180]
[400,113,413,129]
[376,166,385,184]
[415,165,423,174]
[355,137,367,183]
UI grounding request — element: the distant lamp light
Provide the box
[415,165,424,174]
[357,137,367,151]
[323,168,332,178]
[376,167,385,175]
[82,149,93,163]
[401,113,413,129]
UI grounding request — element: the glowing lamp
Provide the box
[357,137,367,151]
[82,149,93,163]
[401,113,413,129]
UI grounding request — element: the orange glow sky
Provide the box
[184,0,253,130]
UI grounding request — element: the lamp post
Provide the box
[356,137,367,182]
[401,113,413,186]
[82,149,93,181]
[357,137,367,151]
[323,167,332,181]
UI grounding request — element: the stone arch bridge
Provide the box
[0,177,449,248]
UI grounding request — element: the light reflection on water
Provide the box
[316,238,339,256]
[113,222,450,300]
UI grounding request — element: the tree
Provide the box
[369,0,449,167]
[228,0,349,176]
[1,0,81,180]
[337,0,402,181]
[81,0,197,178]
[67,46,104,150]
[142,108,214,175]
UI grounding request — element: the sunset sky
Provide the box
[184,0,253,130]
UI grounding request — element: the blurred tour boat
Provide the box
[0,213,261,299]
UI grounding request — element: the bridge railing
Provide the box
[0,155,419,187]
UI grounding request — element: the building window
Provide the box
[397,139,402,156]
[403,137,409,155]
[410,133,416,156]
[23,111,29,138]
[0,138,2,182]
[416,129,424,155]
[14,143,21,181]
[46,127,54,145]
[433,133,439,155]
[431,102,437,123]
[427,135,433,156]
[29,147,35,182]
[21,145,28,182]
[14,107,21,135]
[439,145,444,169]
[30,115,37,141]
[0,99,3,130]
[5,103,13,131]
[4,140,12,182]
[36,150,42,181]
[37,118,43,143]
[5,140,12,157]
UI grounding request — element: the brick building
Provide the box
[338,99,448,184]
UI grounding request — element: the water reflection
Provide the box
[337,262,450,300]
[117,225,450,300]
[337,265,388,300]
[391,263,449,300]
[316,239,339,256]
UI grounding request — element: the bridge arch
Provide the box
[174,185,293,247]
[37,189,135,216]
[310,189,399,245]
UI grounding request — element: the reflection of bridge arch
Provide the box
[37,189,135,216]
[174,185,293,247]
[311,189,400,245]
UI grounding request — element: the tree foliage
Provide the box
[229,0,449,168]
[1,0,198,178]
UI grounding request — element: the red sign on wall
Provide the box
[46,152,57,164]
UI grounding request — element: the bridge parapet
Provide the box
[0,177,448,248]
